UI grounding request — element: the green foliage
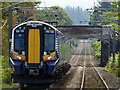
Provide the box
[1,2,37,85]
[59,40,71,60]
[37,6,73,25]
[73,39,78,47]
[65,6,89,25]
[2,82,18,88]
[90,6,101,25]
[2,67,13,84]
[2,23,9,58]
[90,1,118,26]
[17,2,38,23]
[0,56,13,84]
[0,56,2,88]
[1,56,9,69]
[91,2,120,78]
[92,39,101,62]
[2,3,10,57]
[2,2,37,57]
[2,82,13,88]
[100,11,118,25]
[105,53,120,77]
[59,39,77,60]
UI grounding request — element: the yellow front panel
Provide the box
[28,29,40,63]
[35,29,40,63]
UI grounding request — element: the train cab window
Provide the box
[44,30,55,51]
[14,30,25,51]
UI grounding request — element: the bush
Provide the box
[105,53,120,77]
[0,56,13,84]
[1,56,9,69]
[2,67,13,84]
[92,39,101,61]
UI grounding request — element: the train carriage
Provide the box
[10,21,72,87]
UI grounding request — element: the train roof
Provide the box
[12,21,62,34]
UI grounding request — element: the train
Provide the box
[10,21,76,88]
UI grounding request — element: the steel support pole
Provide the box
[101,39,103,66]
[118,2,120,69]
[113,28,116,62]
[8,7,12,58]
[70,40,71,49]
[108,30,111,57]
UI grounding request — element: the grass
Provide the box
[2,82,13,88]
[2,82,19,89]
[71,81,100,86]
[71,81,81,85]
[84,82,100,86]
[0,55,2,90]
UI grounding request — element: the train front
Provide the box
[10,21,59,84]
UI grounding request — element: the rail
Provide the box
[80,40,109,90]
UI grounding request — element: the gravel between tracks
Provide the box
[10,39,119,89]
[50,39,119,89]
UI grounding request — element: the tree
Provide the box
[2,2,37,57]
[2,2,18,57]
[91,1,120,77]
[37,6,73,25]
[65,6,89,25]
[90,1,111,25]
[16,2,38,23]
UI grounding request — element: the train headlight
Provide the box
[18,56,22,60]
[47,57,51,60]
[14,55,22,60]
[47,55,54,60]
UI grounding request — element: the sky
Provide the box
[39,0,100,10]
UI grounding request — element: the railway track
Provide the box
[49,40,85,88]
[80,40,86,90]
[70,44,83,66]
[80,40,109,90]
[69,42,82,63]
[12,39,111,89]
[14,40,84,89]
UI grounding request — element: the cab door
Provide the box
[28,29,40,64]
[26,24,44,66]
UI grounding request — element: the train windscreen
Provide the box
[14,31,25,51]
[44,30,55,51]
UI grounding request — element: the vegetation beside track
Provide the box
[0,56,2,89]
[105,53,120,78]
[0,55,15,88]
[92,39,120,78]
[91,1,120,78]
[92,39,101,63]
[59,39,78,60]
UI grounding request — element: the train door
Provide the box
[25,23,44,67]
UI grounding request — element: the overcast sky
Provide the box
[39,0,100,10]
